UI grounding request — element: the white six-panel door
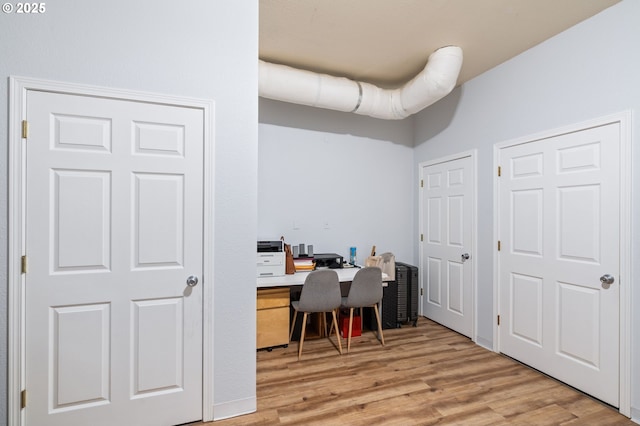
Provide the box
[498,123,620,407]
[421,154,474,338]
[25,90,204,425]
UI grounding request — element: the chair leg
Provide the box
[321,312,327,337]
[347,307,354,353]
[290,310,298,342]
[331,309,342,355]
[373,304,385,346]
[298,312,308,360]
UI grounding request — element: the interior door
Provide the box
[421,155,474,338]
[25,90,204,425]
[498,123,620,406]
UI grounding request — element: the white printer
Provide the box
[257,240,285,277]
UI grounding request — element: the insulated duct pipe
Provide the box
[258,46,463,120]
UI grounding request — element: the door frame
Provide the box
[492,111,632,416]
[418,149,478,342]
[7,76,216,425]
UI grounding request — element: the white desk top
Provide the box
[257,267,388,288]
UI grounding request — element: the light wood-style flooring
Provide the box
[198,317,634,425]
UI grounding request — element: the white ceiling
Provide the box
[260,0,620,88]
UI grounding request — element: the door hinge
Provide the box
[498,166,501,177]
[420,288,424,296]
[497,240,501,251]
[21,389,26,409]
[22,120,29,139]
[420,179,424,188]
[21,255,27,274]
[497,315,501,326]
[420,234,424,242]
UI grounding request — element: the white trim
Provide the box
[617,110,632,418]
[8,77,27,426]
[492,111,632,417]
[201,88,216,423]
[7,76,216,424]
[492,144,500,353]
[418,149,478,343]
[213,396,257,421]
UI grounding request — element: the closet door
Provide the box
[25,89,204,425]
[498,123,620,406]
[421,154,474,338]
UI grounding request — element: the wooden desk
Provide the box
[257,266,369,288]
[256,268,388,350]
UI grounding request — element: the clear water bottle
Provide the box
[349,247,357,266]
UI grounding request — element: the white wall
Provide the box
[258,98,416,265]
[413,0,640,418]
[0,0,259,421]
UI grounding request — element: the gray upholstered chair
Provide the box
[341,266,385,353]
[290,269,343,360]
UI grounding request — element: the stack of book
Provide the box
[293,257,315,272]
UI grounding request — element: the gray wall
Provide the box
[413,0,639,418]
[0,0,259,422]
[259,98,416,264]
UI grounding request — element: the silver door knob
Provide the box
[461,253,470,262]
[599,274,615,285]
[186,275,199,287]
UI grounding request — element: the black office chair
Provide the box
[290,269,343,360]
[341,266,385,353]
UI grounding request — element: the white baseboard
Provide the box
[212,396,257,421]
[475,336,493,352]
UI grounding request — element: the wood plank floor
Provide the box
[197,317,634,425]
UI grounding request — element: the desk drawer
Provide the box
[257,287,289,309]
[257,306,289,349]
